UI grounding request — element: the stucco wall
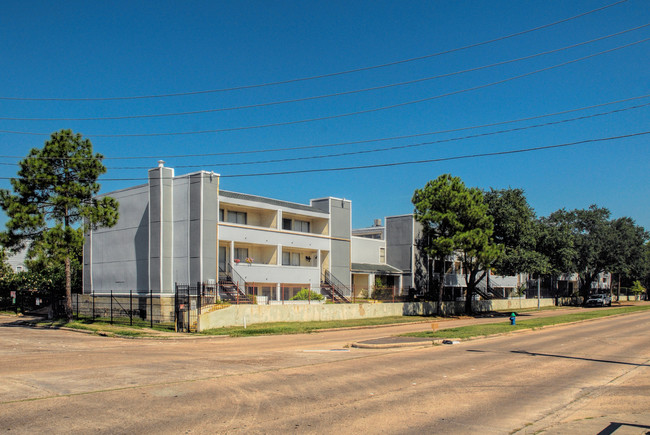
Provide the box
[351,236,385,263]
[198,298,556,329]
[84,184,150,294]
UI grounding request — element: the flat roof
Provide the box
[219,190,328,215]
[351,262,402,274]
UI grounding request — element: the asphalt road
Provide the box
[1,309,649,434]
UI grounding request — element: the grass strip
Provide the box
[199,315,437,337]
[32,316,175,337]
[402,305,650,339]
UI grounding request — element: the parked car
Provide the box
[585,293,612,307]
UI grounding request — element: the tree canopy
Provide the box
[413,174,501,314]
[484,188,548,276]
[546,205,647,298]
[0,129,119,318]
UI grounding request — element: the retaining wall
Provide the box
[198,298,555,330]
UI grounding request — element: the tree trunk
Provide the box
[465,271,475,315]
[65,255,73,320]
[64,208,73,321]
[437,272,444,316]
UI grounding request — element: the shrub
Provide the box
[291,288,324,301]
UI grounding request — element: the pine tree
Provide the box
[0,129,119,319]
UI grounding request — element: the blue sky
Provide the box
[1,0,648,230]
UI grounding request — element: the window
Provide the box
[234,248,248,261]
[227,211,247,225]
[282,251,301,266]
[219,209,224,221]
[294,220,310,233]
[379,247,386,263]
[282,217,310,233]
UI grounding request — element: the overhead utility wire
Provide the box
[1,93,648,161]
[219,131,650,178]
[4,23,648,122]
[6,130,639,182]
[2,36,646,138]
[0,0,627,102]
[99,101,650,169]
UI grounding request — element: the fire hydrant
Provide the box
[510,312,516,326]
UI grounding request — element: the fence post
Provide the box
[150,287,153,328]
[110,290,113,324]
[130,290,133,326]
[197,282,202,332]
[76,293,79,320]
[174,283,178,333]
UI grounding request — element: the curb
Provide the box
[351,337,462,349]
[351,310,649,348]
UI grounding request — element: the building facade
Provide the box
[83,163,351,301]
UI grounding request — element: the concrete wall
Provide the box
[198,298,556,329]
[149,166,174,294]
[83,184,150,294]
[351,236,385,263]
[312,198,352,287]
[386,215,416,288]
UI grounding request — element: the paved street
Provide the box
[1,308,649,434]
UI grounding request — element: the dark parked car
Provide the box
[585,294,612,307]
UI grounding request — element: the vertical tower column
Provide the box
[149,161,174,294]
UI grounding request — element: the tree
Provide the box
[535,216,576,276]
[609,217,648,282]
[484,188,547,276]
[547,205,647,301]
[0,248,12,278]
[0,129,119,319]
[629,280,646,300]
[413,174,501,314]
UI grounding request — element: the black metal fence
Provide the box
[72,291,174,329]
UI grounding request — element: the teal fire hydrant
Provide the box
[510,312,516,326]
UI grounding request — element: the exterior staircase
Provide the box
[321,271,351,303]
[218,266,253,304]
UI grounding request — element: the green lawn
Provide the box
[199,315,436,337]
[32,316,175,337]
[402,305,650,339]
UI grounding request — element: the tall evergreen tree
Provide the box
[413,174,501,314]
[0,129,119,319]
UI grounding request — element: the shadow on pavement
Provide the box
[510,350,650,367]
[597,421,650,435]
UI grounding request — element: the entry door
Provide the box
[219,246,228,274]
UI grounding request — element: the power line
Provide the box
[3,23,648,122]
[2,130,637,181]
[2,37,648,138]
[98,101,650,169]
[1,94,648,161]
[0,0,627,102]
[219,131,650,178]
